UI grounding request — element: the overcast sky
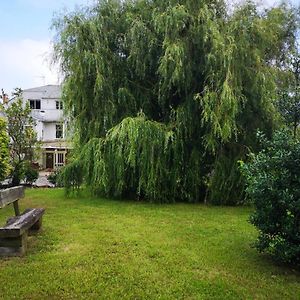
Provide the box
[0,0,298,95]
[0,0,94,94]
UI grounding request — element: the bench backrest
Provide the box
[0,186,25,209]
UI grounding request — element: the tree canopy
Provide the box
[277,51,300,138]
[53,0,299,203]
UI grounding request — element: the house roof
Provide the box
[23,85,61,99]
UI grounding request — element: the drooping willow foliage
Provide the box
[62,114,207,202]
[53,0,299,203]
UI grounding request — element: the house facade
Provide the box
[20,85,71,170]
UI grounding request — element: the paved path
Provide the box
[34,172,55,188]
[1,172,55,188]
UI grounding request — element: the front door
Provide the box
[46,153,54,169]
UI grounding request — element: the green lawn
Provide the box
[0,189,299,299]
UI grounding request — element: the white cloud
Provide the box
[0,39,60,94]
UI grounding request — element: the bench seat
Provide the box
[0,208,45,256]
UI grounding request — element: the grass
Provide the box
[0,188,299,299]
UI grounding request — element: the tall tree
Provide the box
[277,52,300,138]
[53,0,299,203]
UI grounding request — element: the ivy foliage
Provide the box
[53,0,299,203]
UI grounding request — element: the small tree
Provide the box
[0,117,10,182]
[241,130,300,267]
[5,96,39,186]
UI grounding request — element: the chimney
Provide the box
[1,89,8,104]
[3,94,8,104]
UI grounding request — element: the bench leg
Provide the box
[28,216,43,236]
[0,232,28,257]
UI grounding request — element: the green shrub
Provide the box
[241,130,300,267]
[11,161,26,186]
[47,172,57,185]
[48,170,64,187]
[0,118,10,182]
[24,163,39,185]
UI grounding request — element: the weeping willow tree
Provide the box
[53,0,299,203]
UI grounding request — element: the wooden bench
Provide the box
[0,186,45,256]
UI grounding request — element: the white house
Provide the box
[20,85,71,170]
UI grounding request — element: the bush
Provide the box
[0,118,11,182]
[241,130,300,267]
[11,161,26,186]
[24,163,39,185]
[48,170,64,187]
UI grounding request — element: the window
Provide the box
[29,99,41,109]
[52,150,66,168]
[56,101,63,110]
[56,124,63,139]
[55,152,65,167]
